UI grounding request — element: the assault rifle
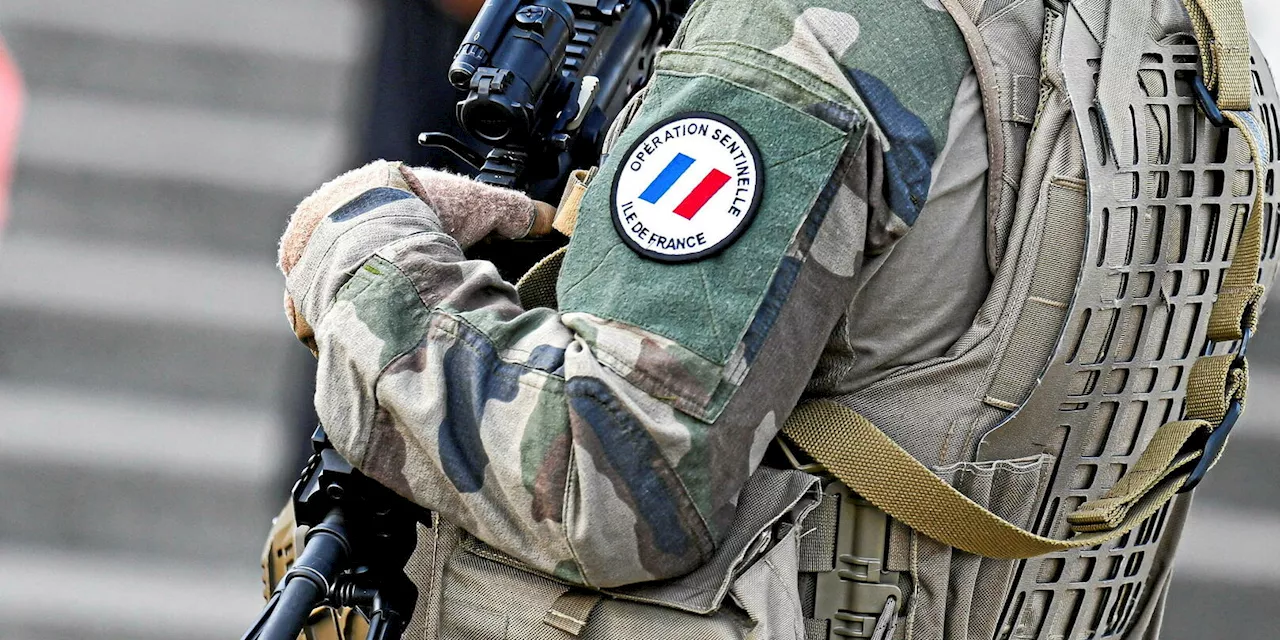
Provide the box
[242,429,427,640]
[243,2,686,638]
[423,0,689,202]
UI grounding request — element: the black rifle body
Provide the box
[433,0,686,201]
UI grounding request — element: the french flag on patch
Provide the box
[638,153,732,220]
[611,114,762,262]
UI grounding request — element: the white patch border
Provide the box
[610,111,766,263]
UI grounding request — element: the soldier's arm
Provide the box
[281,0,967,588]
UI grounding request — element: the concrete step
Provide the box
[1191,427,1280,515]
[0,543,264,640]
[1164,580,1280,640]
[3,25,353,121]
[18,91,350,195]
[0,383,287,563]
[0,234,293,404]
[7,164,295,259]
[0,235,282,332]
[1177,504,1280,587]
[1244,2,1280,68]
[1246,304,1280,369]
[1165,503,1280,638]
[1186,364,1280,514]
[0,285,291,406]
[0,0,369,64]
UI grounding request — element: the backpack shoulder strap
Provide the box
[937,0,1009,271]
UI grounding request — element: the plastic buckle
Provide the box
[1192,75,1229,128]
[1236,325,1253,360]
[1180,326,1251,493]
[1180,399,1242,492]
[813,482,902,639]
[774,435,827,474]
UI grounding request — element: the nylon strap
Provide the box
[1207,109,1270,340]
[515,7,1268,559]
[1185,353,1248,424]
[542,589,605,636]
[552,168,591,237]
[1180,0,1253,110]
[515,246,567,310]
[781,401,1199,558]
[514,168,589,309]
[1096,0,1154,164]
[783,5,1270,559]
[1066,423,1207,531]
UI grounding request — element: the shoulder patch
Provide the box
[611,112,764,262]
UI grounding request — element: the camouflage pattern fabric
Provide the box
[280,0,971,589]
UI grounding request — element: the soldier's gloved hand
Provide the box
[398,164,558,246]
[278,159,555,351]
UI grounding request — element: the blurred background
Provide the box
[0,1,1273,639]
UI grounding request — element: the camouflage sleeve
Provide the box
[287,0,971,588]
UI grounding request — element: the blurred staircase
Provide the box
[0,1,1274,639]
[0,1,370,638]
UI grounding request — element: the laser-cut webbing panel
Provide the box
[986,29,1280,640]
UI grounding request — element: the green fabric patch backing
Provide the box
[675,0,969,154]
[558,71,849,365]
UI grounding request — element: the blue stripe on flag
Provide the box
[639,153,695,204]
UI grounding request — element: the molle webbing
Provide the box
[542,590,606,636]
[783,0,1270,560]
[516,247,568,310]
[1095,0,1154,166]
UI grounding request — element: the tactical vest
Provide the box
[264,1,1279,638]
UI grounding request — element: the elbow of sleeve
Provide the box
[562,487,722,588]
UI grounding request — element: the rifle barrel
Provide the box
[253,510,350,640]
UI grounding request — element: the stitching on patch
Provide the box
[696,263,727,347]
[652,67,851,169]
[767,136,847,170]
[731,134,858,363]
[560,243,629,301]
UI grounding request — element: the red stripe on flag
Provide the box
[672,169,731,220]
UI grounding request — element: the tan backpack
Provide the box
[782,0,1279,637]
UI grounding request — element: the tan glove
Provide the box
[278,160,555,350]
[398,164,557,247]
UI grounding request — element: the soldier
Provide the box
[274,0,1279,637]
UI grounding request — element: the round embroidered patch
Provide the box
[611,112,764,262]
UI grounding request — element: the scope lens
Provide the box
[466,102,514,143]
[448,63,477,90]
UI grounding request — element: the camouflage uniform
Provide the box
[281,0,982,590]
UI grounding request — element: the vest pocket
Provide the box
[901,455,1053,640]
[435,528,816,640]
[431,467,821,639]
[402,513,464,640]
